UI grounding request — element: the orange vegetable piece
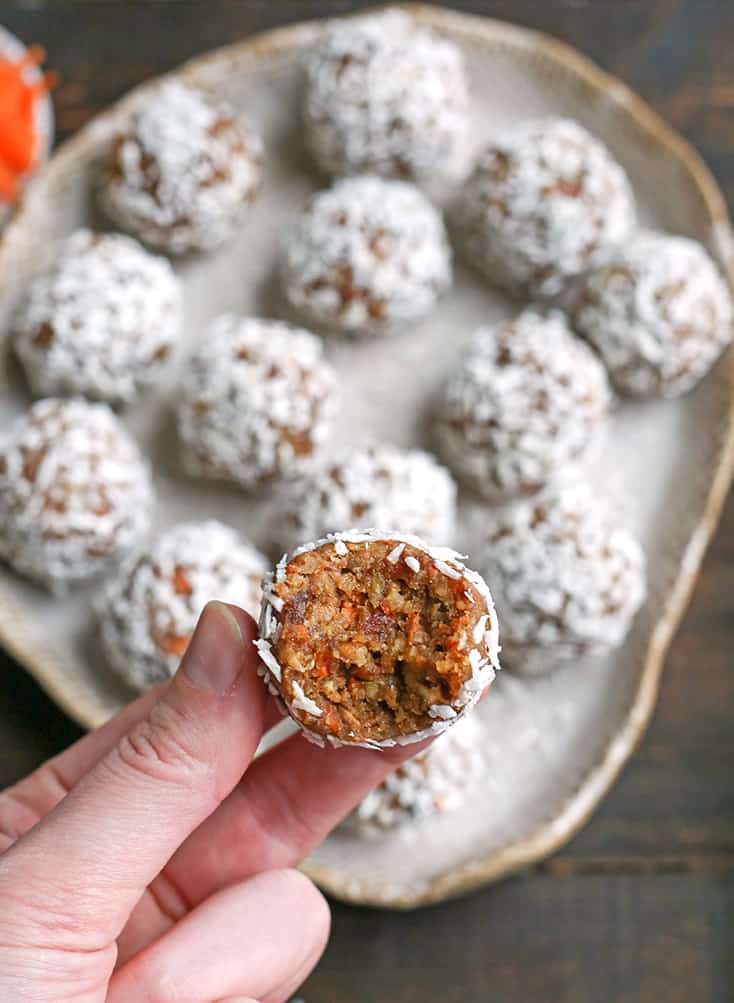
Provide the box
[0,43,55,204]
[323,706,341,734]
[160,633,190,658]
[172,564,193,596]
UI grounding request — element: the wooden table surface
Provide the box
[1,2,732,1000]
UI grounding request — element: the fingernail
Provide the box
[180,601,245,695]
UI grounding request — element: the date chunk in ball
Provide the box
[257,531,499,748]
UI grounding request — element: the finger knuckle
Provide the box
[0,792,40,846]
[115,700,212,792]
[246,778,322,868]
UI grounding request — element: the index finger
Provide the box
[161,727,431,908]
[0,603,268,944]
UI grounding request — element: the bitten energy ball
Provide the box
[435,309,612,500]
[177,315,339,489]
[257,530,500,748]
[0,398,153,592]
[304,9,470,185]
[99,81,263,254]
[482,484,646,676]
[13,229,182,404]
[97,520,267,691]
[455,118,635,298]
[345,712,483,836]
[280,175,452,334]
[276,445,457,552]
[572,230,733,398]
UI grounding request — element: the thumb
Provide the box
[0,601,267,944]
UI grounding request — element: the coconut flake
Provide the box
[291,680,324,718]
[434,559,463,580]
[429,704,457,720]
[254,638,282,683]
[266,592,284,612]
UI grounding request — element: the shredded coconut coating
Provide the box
[572,230,734,398]
[13,229,182,404]
[0,398,154,592]
[177,315,339,489]
[257,529,500,749]
[280,175,452,334]
[435,309,612,500]
[99,81,263,254]
[482,483,646,675]
[275,444,457,552]
[304,9,470,185]
[97,520,267,691]
[455,117,635,298]
[345,712,483,835]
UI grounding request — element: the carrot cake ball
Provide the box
[99,81,263,254]
[435,309,611,500]
[304,9,470,185]
[0,398,153,592]
[97,520,267,690]
[177,315,339,489]
[481,484,646,676]
[275,445,457,552]
[13,229,182,405]
[280,175,452,334]
[572,230,733,398]
[455,118,635,298]
[256,530,500,748]
[345,712,483,836]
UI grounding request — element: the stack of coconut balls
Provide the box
[2,10,732,839]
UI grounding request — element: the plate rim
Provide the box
[1,2,733,909]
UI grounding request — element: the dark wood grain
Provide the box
[1,3,733,1001]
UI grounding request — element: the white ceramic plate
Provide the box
[0,25,54,229]
[1,5,733,909]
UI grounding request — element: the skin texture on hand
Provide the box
[0,602,429,1003]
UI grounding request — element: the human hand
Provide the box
[0,601,422,1002]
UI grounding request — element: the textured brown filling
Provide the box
[272,540,486,743]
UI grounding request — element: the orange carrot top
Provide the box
[0,45,55,203]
